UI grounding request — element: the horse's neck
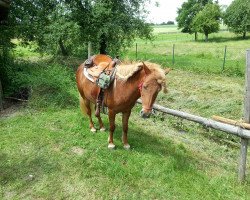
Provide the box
[114,69,145,102]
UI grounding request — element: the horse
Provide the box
[76,56,170,149]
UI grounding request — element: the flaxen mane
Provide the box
[116,63,142,81]
[116,61,167,93]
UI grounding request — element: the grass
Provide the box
[122,29,250,76]
[1,104,250,199]
[0,57,250,199]
[1,27,250,199]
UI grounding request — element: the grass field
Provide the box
[122,25,249,76]
[1,27,250,199]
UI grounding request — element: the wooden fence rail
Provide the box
[137,99,250,139]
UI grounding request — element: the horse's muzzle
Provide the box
[140,110,151,118]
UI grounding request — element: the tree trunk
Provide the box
[59,38,68,56]
[205,33,208,42]
[99,34,107,54]
[243,32,246,39]
[0,79,3,111]
[195,32,198,41]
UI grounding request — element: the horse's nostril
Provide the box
[140,110,144,117]
[151,109,156,115]
[140,110,151,118]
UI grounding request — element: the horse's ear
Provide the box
[164,68,171,75]
[142,62,151,75]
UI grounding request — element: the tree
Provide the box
[166,21,175,25]
[192,3,221,42]
[9,0,152,56]
[8,0,84,56]
[176,0,212,40]
[0,0,11,110]
[66,0,152,55]
[224,0,250,39]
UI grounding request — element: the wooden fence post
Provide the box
[172,44,175,65]
[222,45,227,71]
[238,49,250,182]
[88,42,92,58]
[135,43,138,61]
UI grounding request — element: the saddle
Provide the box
[83,54,120,117]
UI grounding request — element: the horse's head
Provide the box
[139,62,170,118]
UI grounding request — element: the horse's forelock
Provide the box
[145,62,167,93]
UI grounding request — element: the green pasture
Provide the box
[1,27,250,199]
[0,55,250,199]
[122,27,249,76]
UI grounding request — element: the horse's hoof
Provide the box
[100,127,106,132]
[123,144,130,150]
[108,143,116,149]
[90,127,97,132]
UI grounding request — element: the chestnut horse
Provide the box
[76,58,170,149]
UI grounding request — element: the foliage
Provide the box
[41,4,84,57]
[8,0,152,57]
[0,22,15,96]
[224,0,250,39]
[192,3,221,41]
[65,0,153,55]
[161,21,175,25]
[176,0,212,39]
[8,0,85,57]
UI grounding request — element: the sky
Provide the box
[146,0,234,24]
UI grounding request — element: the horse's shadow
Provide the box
[112,120,196,171]
[0,152,61,187]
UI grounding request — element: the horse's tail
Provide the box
[79,94,95,116]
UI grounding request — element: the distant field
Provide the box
[152,24,229,34]
[123,26,250,76]
[153,25,180,34]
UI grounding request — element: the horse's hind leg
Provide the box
[79,95,96,132]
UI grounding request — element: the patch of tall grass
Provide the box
[2,59,78,109]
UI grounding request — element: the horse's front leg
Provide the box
[122,110,131,150]
[96,115,105,132]
[108,110,116,149]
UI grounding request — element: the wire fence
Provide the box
[129,42,247,76]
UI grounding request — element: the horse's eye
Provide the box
[143,85,148,89]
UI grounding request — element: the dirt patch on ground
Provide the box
[71,146,85,156]
[0,99,26,118]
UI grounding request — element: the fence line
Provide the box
[134,43,246,75]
